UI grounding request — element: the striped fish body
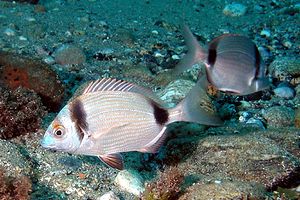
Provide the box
[205,34,269,94]
[41,78,222,170]
[74,91,167,156]
[174,25,270,95]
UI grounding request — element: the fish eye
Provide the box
[53,126,65,138]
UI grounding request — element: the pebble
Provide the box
[260,29,271,38]
[274,86,295,99]
[43,56,56,64]
[282,41,292,48]
[19,36,28,41]
[4,28,16,36]
[238,111,252,123]
[171,54,180,60]
[54,44,86,65]
[223,3,247,17]
[151,30,158,34]
[97,191,120,200]
[263,106,295,127]
[114,170,145,196]
[246,118,265,129]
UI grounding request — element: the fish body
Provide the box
[41,78,222,170]
[174,25,270,95]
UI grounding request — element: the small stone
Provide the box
[223,3,247,17]
[151,30,158,34]
[171,55,180,60]
[114,169,144,196]
[263,106,295,127]
[4,28,15,36]
[97,191,120,200]
[43,56,55,65]
[282,41,292,48]
[274,86,295,99]
[246,118,265,129]
[19,36,27,41]
[26,17,36,22]
[238,111,252,122]
[54,44,86,65]
[260,29,271,38]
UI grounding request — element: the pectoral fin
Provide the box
[139,127,168,153]
[98,153,124,170]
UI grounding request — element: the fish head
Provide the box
[41,105,81,153]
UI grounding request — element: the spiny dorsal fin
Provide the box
[83,78,165,105]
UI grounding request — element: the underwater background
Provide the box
[0,0,299,199]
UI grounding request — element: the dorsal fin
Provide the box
[83,78,165,105]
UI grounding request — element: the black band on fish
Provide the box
[70,99,88,141]
[207,48,217,66]
[254,46,261,79]
[151,101,169,125]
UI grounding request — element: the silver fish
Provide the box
[41,78,222,170]
[174,25,270,95]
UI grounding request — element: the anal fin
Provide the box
[98,153,124,170]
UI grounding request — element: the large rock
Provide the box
[268,57,300,85]
[0,51,64,111]
[169,125,300,198]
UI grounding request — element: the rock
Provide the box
[179,180,266,200]
[260,29,271,38]
[246,118,265,129]
[268,57,300,85]
[0,51,64,111]
[114,169,145,197]
[274,86,295,99]
[176,126,300,196]
[0,87,46,139]
[263,106,295,127]
[54,44,86,65]
[158,79,194,106]
[223,3,247,17]
[4,28,15,36]
[97,191,120,200]
[295,107,300,128]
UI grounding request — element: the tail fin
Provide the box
[173,25,207,76]
[169,75,223,126]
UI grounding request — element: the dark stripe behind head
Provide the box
[207,48,217,66]
[254,46,261,79]
[151,101,169,126]
[70,99,88,141]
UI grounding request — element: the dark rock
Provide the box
[0,51,65,112]
[263,106,295,127]
[0,87,46,139]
